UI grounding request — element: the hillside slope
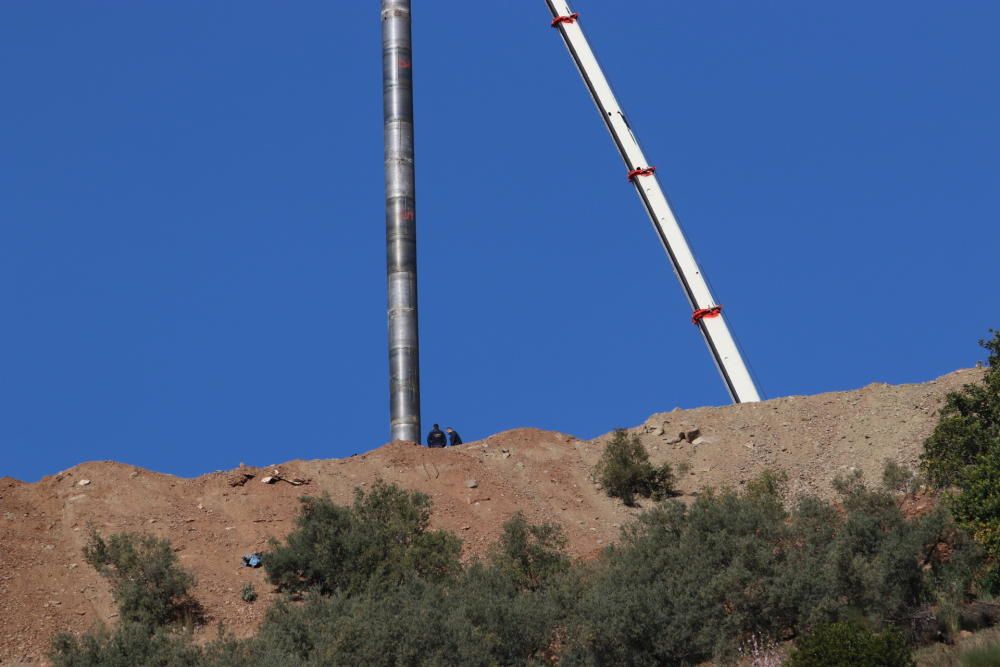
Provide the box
[0,369,979,664]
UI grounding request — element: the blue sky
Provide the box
[2,2,998,482]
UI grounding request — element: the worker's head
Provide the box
[432,423,439,429]
[446,427,454,433]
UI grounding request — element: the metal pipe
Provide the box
[382,0,421,441]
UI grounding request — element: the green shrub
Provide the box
[921,330,1000,488]
[746,468,788,500]
[883,459,919,494]
[250,574,559,666]
[787,621,914,667]
[264,481,462,595]
[487,512,569,592]
[595,429,675,506]
[83,531,201,628]
[921,330,1000,594]
[241,583,257,603]
[50,622,203,667]
[243,511,573,666]
[961,644,1000,667]
[947,445,1000,594]
[564,471,972,664]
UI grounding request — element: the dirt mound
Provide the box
[0,369,979,664]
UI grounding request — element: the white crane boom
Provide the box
[545,0,761,403]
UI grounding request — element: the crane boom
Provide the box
[545,1,761,403]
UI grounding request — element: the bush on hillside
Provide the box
[249,512,572,666]
[250,575,560,666]
[961,643,1000,667]
[594,429,675,506]
[832,474,977,625]
[264,481,462,595]
[488,511,569,591]
[563,471,974,664]
[51,622,264,667]
[947,445,1000,594]
[82,531,201,628]
[787,621,914,667]
[883,459,920,494]
[50,622,204,667]
[921,330,1000,593]
[921,330,1000,488]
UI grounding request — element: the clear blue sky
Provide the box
[2,2,998,482]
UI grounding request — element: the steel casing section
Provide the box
[382,0,421,441]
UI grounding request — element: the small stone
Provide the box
[77,479,91,487]
[465,479,478,489]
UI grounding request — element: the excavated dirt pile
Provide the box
[0,369,980,664]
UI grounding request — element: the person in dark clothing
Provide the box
[446,427,463,447]
[426,424,446,448]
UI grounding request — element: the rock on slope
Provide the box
[0,369,979,664]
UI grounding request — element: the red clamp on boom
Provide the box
[551,13,579,27]
[627,166,656,181]
[691,305,722,325]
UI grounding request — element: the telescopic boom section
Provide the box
[546,0,761,403]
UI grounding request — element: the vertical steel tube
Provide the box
[382,0,421,441]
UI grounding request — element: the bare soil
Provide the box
[0,369,980,665]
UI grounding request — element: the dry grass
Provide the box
[916,626,1000,667]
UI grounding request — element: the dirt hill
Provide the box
[0,369,980,664]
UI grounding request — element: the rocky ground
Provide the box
[0,369,980,665]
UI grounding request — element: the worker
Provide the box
[446,427,463,447]
[426,424,446,448]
